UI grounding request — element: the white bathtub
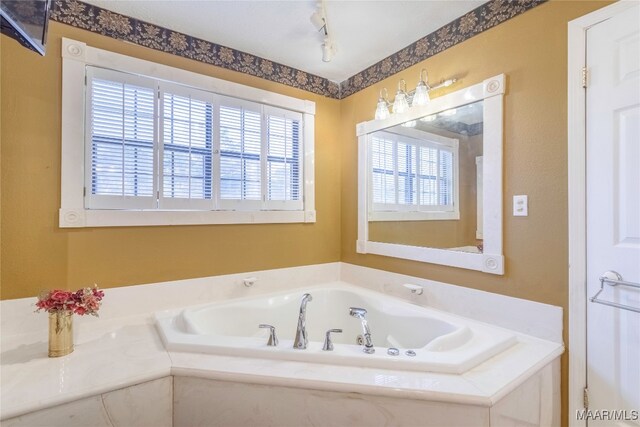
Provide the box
[155,285,517,374]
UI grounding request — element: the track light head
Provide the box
[322,38,335,62]
[310,10,326,32]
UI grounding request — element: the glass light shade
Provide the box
[392,90,409,114]
[375,99,390,120]
[412,82,430,107]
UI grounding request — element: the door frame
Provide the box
[567,2,638,426]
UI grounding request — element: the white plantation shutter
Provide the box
[370,131,457,213]
[83,68,307,214]
[218,97,263,210]
[159,83,215,210]
[371,135,396,206]
[417,145,454,211]
[85,67,158,209]
[418,145,438,206]
[438,150,454,207]
[397,142,417,206]
[264,106,303,210]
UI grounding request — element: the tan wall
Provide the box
[368,133,482,248]
[0,2,611,425]
[339,2,610,426]
[0,22,342,300]
[342,0,607,303]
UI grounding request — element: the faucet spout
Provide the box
[293,293,313,349]
[349,307,375,354]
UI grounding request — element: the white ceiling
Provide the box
[82,0,484,82]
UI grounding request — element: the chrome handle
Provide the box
[322,328,342,351]
[259,324,279,346]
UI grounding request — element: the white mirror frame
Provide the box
[356,74,505,275]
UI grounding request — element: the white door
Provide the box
[586,4,640,426]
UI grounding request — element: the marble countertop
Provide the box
[0,313,563,420]
[1,265,565,420]
[0,316,170,420]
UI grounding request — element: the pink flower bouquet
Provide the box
[36,286,105,316]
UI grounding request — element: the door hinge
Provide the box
[583,387,589,409]
[581,67,588,89]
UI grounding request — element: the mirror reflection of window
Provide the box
[370,131,458,217]
[368,100,484,253]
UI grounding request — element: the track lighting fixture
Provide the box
[310,1,336,62]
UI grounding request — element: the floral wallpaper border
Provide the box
[50,0,545,100]
[50,0,341,98]
[340,0,547,98]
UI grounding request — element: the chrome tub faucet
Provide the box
[293,293,313,349]
[349,307,375,354]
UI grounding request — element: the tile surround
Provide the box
[3,378,172,427]
[173,377,491,427]
[0,262,563,421]
[101,377,173,427]
[340,263,563,343]
[3,396,113,427]
[1,262,560,343]
[48,0,547,99]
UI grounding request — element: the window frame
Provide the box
[367,129,460,222]
[60,38,316,228]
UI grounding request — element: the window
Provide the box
[160,83,214,210]
[86,68,303,212]
[369,130,458,221]
[60,38,314,227]
[86,69,157,209]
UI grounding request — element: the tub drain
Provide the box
[356,335,364,345]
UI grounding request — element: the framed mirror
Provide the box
[356,74,505,274]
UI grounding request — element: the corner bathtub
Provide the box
[155,285,517,374]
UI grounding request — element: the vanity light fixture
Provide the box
[392,79,410,114]
[411,69,430,107]
[374,88,391,120]
[373,68,458,121]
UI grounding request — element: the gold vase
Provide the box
[48,311,74,357]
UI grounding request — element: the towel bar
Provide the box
[590,271,640,314]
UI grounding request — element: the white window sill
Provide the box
[59,209,317,228]
[368,210,460,222]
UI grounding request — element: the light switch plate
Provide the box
[513,195,528,216]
